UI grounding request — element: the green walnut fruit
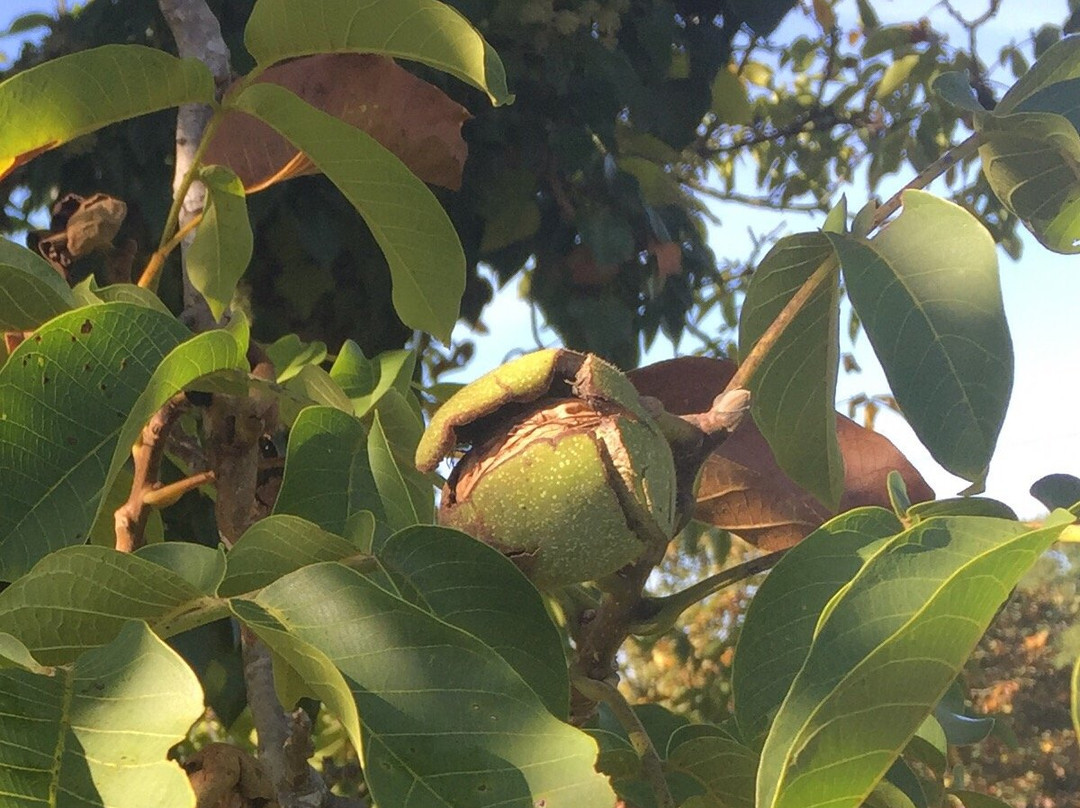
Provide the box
[415,349,679,587]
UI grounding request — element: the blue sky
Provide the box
[3,0,1078,516]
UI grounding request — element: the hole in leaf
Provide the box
[80,319,92,334]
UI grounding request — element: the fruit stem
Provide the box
[629,549,788,636]
[572,674,675,808]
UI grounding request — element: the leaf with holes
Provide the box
[0,304,189,580]
[0,44,213,181]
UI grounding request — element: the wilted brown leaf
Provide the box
[629,356,934,550]
[205,53,469,192]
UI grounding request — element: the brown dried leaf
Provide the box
[184,742,277,808]
[206,53,469,192]
[629,356,934,550]
[27,192,128,276]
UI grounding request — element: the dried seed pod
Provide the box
[416,349,679,587]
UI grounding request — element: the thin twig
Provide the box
[722,131,983,397]
[870,132,982,228]
[138,212,203,288]
[142,469,215,508]
[572,675,674,808]
[724,254,838,394]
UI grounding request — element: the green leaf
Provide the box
[368,409,433,531]
[0,303,189,580]
[822,195,848,234]
[2,12,53,36]
[136,542,227,595]
[998,35,1080,113]
[756,511,1073,808]
[666,735,758,808]
[72,278,174,315]
[375,525,568,717]
[875,53,920,99]
[948,790,1017,808]
[282,364,353,417]
[186,165,253,321]
[230,596,363,758]
[236,562,615,808]
[330,343,416,417]
[732,508,902,745]
[1030,472,1080,510]
[265,333,328,383]
[976,110,1080,253]
[932,72,986,112]
[0,239,75,330]
[0,44,214,179]
[738,232,843,509]
[219,514,368,597]
[91,314,249,539]
[273,405,386,534]
[907,498,1017,521]
[827,192,1012,488]
[0,621,201,808]
[0,546,219,664]
[230,83,465,342]
[0,632,47,673]
[244,0,512,106]
[710,68,752,125]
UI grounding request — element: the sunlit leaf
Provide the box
[756,511,1073,808]
[0,304,188,580]
[828,192,1012,489]
[997,35,1080,113]
[976,110,1080,253]
[732,507,902,744]
[273,406,386,534]
[219,514,367,597]
[186,165,253,321]
[235,562,615,807]
[0,44,214,180]
[0,239,75,331]
[375,525,568,717]
[368,410,433,531]
[0,546,219,664]
[738,233,843,509]
[230,83,464,341]
[0,621,201,808]
[244,0,512,106]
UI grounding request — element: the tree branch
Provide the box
[158,0,230,331]
[114,394,189,552]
